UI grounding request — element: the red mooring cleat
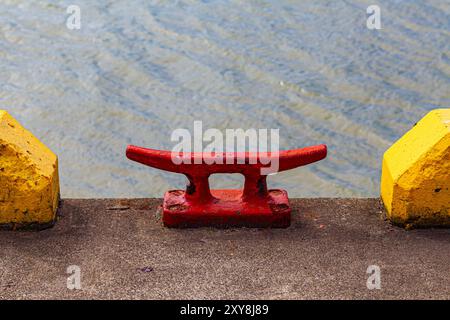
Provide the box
[126,145,327,228]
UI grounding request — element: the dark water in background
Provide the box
[1,0,449,198]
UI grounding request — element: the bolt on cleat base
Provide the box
[126,145,327,228]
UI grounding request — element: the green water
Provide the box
[1,0,449,197]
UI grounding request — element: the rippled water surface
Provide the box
[1,0,449,197]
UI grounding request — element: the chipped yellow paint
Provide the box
[380,109,450,228]
[0,110,59,227]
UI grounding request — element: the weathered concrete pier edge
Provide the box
[1,198,449,299]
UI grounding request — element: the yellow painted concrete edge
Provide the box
[380,109,450,228]
[0,110,60,230]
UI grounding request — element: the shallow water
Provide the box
[1,0,449,198]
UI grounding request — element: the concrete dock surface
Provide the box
[0,198,449,299]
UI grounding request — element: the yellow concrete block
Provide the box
[380,109,450,228]
[0,110,60,229]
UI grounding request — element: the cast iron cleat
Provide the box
[126,145,327,228]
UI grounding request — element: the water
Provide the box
[1,0,449,198]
